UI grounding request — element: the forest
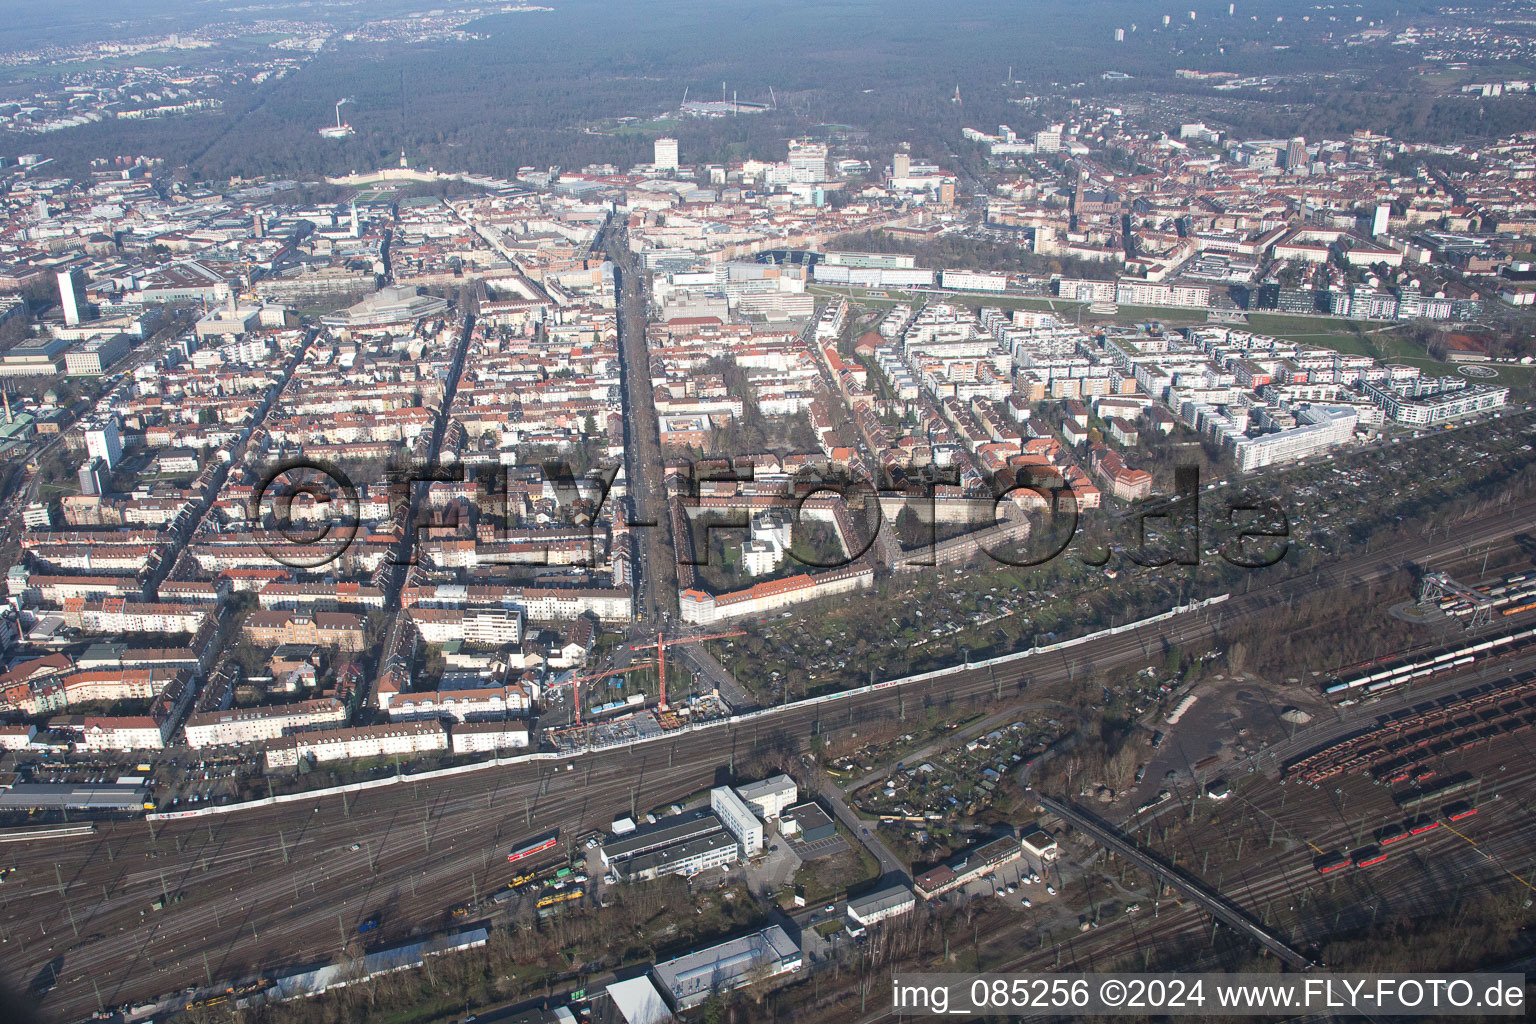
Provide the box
[0,0,1452,182]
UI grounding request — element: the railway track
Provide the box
[12,500,1536,1018]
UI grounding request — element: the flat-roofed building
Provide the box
[780,801,836,843]
[0,782,148,811]
[735,774,797,820]
[710,785,764,855]
[599,809,724,866]
[63,334,131,376]
[605,976,671,1024]
[846,884,917,928]
[651,925,802,1010]
[1021,826,1060,862]
[620,831,739,882]
[449,720,531,754]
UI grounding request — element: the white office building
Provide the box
[654,137,679,171]
[710,785,764,855]
[85,419,122,470]
[846,884,916,929]
[621,831,739,882]
[58,268,87,326]
[734,775,797,820]
[786,139,829,181]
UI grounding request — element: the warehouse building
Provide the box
[651,925,802,1010]
[709,786,764,855]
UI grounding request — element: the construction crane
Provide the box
[562,661,653,726]
[629,630,745,710]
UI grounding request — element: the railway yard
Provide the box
[6,503,1536,1021]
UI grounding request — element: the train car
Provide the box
[1445,803,1478,822]
[1315,852,1350,875]
[1408,818,1441,836]
[1353,847,1389,868]
[508,830,559,864]
[1377,825,1408,847]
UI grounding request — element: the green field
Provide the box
[606,117,681,137]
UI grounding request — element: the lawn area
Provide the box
[1086,303,1208,326]
[608,117,681,136]
[792,825,881,904]
[1243,312,1375,349]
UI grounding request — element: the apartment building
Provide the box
[183,697,348,748]
[61,599,211,635]
[448,720,531,754]
[386,683,531,721]
[264,720,448,769]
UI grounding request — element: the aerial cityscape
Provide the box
[1,0,1535,1021]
